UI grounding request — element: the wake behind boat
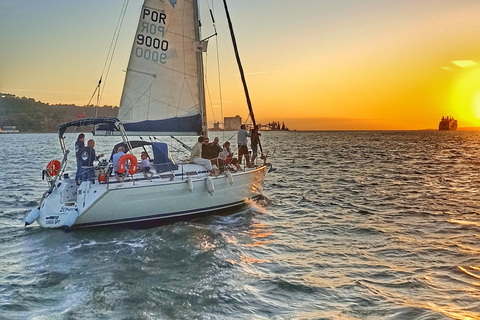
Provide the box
[25,0,271,229]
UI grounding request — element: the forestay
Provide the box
[118,0,205,136]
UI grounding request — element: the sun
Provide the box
[450,66,480,125]
[472,91,480,120]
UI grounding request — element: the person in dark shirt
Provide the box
[202,137,213,159]
[209,137,223,169]
[250,125,261,165]
[210,137,222,158]
[75,133,85,183]
[80,139,104,181]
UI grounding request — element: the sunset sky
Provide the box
[1,0,480,130]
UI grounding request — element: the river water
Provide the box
[1,131,479,319]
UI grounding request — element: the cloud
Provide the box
[245,71,274,76]
[305,66,335,70]
[452,60,478,68]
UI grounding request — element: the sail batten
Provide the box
[118,0,203,135]
[127,69,157,77]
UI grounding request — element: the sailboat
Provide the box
[24,0,270,229]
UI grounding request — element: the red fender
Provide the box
[46,160,61,176]
[117,154,138,175]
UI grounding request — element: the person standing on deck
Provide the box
[80,139,104,181]
[250,125,261,165]
[75,133,85,183]
[237,124,250,166]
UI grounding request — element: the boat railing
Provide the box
[76,151,270,187]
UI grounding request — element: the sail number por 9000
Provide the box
[137,34,168,51]
[136,34,168,64]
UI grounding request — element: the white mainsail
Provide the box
[118,0,205,135]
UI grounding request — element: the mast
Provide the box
[222,0,262,152]
[194,0,207,136]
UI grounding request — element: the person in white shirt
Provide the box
[139,151,152,172]
[219,141,233,160]
[189,136,213,171]
[237,124,250,165]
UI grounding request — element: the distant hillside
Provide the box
[0,93,117,133]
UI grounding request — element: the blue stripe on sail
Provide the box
[123,114,202,134]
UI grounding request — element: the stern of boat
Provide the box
[35,178,80,228]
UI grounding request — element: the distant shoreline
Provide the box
[5,128,480,134]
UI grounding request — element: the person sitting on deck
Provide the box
[210,137,222,158]
[208,137,223,169]
[190,136,213,172]
[112,146,125,174]
[138,151,152,172]
[201,137,212,159]
[219,141,233,160]
[219,141,240,172]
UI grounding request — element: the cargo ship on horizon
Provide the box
[439,116,457,131]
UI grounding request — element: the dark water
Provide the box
[1,131,480,320]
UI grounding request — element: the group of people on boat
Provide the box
[237,124,261,166]
[111,147,151,174]
[74,124,262,183]
[75,133,104,183]
[75,133,152,184]
[189,136,235,175]
[189,124,261,175]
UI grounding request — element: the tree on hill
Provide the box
[0,93,117,132]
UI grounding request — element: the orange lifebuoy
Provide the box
[117,154,137,175]
[46,160,61,176]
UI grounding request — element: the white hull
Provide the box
[34,164,266,228]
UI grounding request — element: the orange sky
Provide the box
[1,0,480,130]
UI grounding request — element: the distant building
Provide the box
[0,126,19,133]
[224,115,242,131]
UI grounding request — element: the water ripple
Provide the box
[1,132,480,319]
